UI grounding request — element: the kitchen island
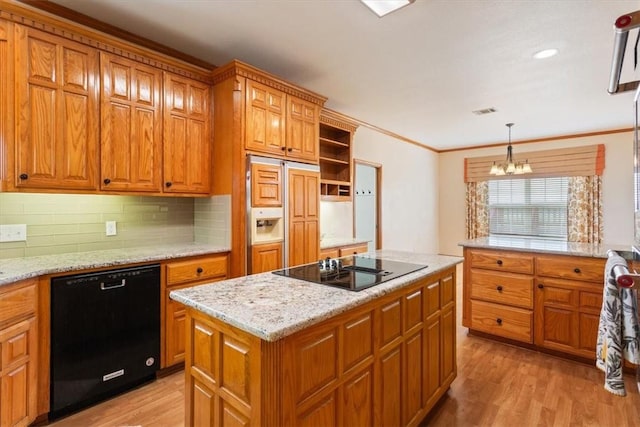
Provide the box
[170,250,462,426]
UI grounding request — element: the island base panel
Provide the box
[183,266,457,426]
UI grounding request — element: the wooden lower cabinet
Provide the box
[0,279,38,427]
[319,248,339,259]
[251,242,283,274]
[163,254,229,368]
[339,243,369,257]
[183,267,456,426]
[534,277,602,358]
[319,242,369,260]
[464,247,605,361]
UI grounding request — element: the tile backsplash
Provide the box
[194,195,231,247]
[0,193,196,259]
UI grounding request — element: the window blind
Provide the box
[489,177,568,239]
[464,144,604,183]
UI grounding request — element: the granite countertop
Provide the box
[170,250,462,342]
[459,236,634,258]
[0,243,230,287]
[320,237,370,250]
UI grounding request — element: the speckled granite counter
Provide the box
[320,237,370,250]
[170,250,462,342]
[0,243,230,287]
[459,236,633,258]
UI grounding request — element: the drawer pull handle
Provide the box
[103,178,111,185]
[197,267,203,274]
[574,268,581,274]
[538,284,544,289]
[496,318,503,325]
[19,173,28,180]
[496,260,503,265]
[496,285,503,292]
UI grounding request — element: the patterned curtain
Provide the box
[567,175,603,243]
[465,181,489,239]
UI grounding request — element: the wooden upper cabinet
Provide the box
[244,77,320,163]
[245,80,286,156]
[163,72,211,194]
[14,25,99,190]
[288,168,319,267]
[287,96,319,162]
[100,52,162,192]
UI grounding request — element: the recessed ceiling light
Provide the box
[360,0,414,17]
[533,48,559,59]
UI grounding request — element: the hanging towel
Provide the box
[596,253,640,396]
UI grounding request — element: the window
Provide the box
[488,177,568,239]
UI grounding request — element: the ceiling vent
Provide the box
[472,107,497,115]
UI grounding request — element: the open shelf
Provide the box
[321,179,352,201]
[319,156,349,165]
[319,110,358,201]
[319,137,349,148]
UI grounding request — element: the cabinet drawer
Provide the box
[0,280,36,326]
[468,250,533,274]
[320,248,339,259]
[470,300,533,343]
[166,255,228,286]
[536,255,604,282]
[339,244,369,257]
[469,269,533,309]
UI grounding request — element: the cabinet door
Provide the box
[251,163,282,207]
[0,317,37,427]
[287,96,319,162]
[165,283,192,366]
[378,345,402,427]
[534,277,602,359]
[163,72,211,194]
[100,52,162,192]
[14,26,99,190]
[288,169,319,267]
[245,80,285,155]
[251,241,283,274]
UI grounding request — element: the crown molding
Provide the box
[211,59,327,106]
[3,0,213,82]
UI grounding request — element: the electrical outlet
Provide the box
[0,224,27,242]
[105,221,117,236]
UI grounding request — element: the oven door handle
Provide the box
[100,279,126,290]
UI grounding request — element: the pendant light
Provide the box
[489,123,532,176]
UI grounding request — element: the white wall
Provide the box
[352,127,440,253]
[438,131,634,256]
[320,201,353,239]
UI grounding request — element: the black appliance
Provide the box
[50,264,160,419]
[273,255,428,291]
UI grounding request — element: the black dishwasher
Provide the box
[50,264,160,419]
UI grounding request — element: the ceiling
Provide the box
[48,0,640,151]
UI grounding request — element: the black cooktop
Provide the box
[272,256,428,291]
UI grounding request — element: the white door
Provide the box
[355,163,377,252]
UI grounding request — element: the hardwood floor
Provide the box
[49,264,640,427]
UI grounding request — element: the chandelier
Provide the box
[489,123,532,176]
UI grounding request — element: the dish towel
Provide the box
[596,253,640,396]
